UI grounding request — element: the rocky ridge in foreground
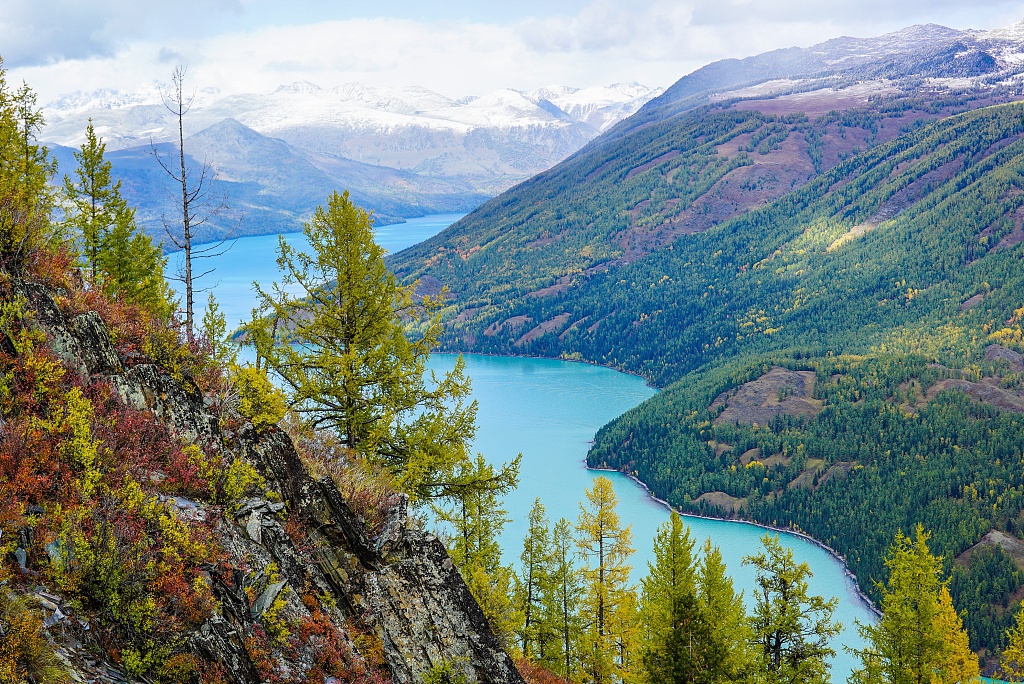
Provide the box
[4,276,522,684]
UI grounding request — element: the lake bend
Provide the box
[169,213,875,680]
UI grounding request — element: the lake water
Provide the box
[426,352,872,680]
[171,213,874,681]
[166,213,467,332]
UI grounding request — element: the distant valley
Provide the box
[41,81,660,246]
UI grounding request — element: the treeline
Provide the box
[446,473,1014,684]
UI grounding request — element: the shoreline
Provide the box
[437,349,660,389]
[442,347,878,616]
[586,463,882,618]
[441,348,878,614]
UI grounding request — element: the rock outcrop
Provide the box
[15,279,524,684]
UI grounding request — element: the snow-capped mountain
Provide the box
[621,21,1024,138]
[40,82,662,194]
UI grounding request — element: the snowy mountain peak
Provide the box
[976,18,1024,42]
[39,79,662,195]
[274,81,323,95]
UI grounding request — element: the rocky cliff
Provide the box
[3,276,523,684]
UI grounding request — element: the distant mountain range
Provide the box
[41,81,659,244]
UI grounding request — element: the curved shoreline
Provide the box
[440,349,659,388]
[443,349,879,616]
[586,463,882,618]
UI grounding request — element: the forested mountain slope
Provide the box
[390,20,1024,312]
[387,20,1024,668]
[389,88,1019,322]
[392,91,1024,668]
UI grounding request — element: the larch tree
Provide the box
[546,517,585,680]
[576,475,636,684]
[744,534,841,684]
[850,525,977,684]
[250,189,516,502]
[439,454,520,650]
[62,120,125,280]
[1002,601,1024,682]
[517,498,554,659]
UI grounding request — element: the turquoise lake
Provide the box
[170,213,875,681]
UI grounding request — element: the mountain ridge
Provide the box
[388,19,1024,667]
[41,80,663,195]
[49,117,488,248]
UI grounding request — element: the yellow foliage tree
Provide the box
[1001,601,1024,682]
[850,524,978,684]
[576,476,637,684]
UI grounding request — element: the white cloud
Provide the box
[7,0,1024,104]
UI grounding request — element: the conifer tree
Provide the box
[61,121,173,319]
[576,476,636,684]
[1002,601,1024,682]
[639,517,750,684]
[744,534,840,684]
[96,204,174,320]
[640,512,697,645]
[639,511,698,682]
[850,524,977,684]
[63,120,125,279]
[250,190,515,501]
[695,540,751,681]
[440,455,520,650]
[0,63,55,267]
[547,517,585,680]
[517,498,554,659]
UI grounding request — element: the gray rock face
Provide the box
[18,278,525,684]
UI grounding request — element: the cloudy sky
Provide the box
[6,0,1024,103]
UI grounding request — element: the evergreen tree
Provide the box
[546,517,585,680]
[639,511,698,682]
[96,204,174,320]
[850,525,978,684]
[517,498,553,659]
[640,517,752,684]
[62,120,126,280]
[1002,601,1024,682]
[440,455,520,650]
[695,540,752,681]
[643,590,711,684]
[576,476,636,684]
[250,190,514,501]
[0,63,55,268]
[199,292,235,365]
[744,534,840,684]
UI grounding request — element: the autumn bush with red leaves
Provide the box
[0,252,237,682]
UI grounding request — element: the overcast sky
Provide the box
[6,0,1024,103]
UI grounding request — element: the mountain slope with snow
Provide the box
[40,81,662,194]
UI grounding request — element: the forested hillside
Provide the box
[392,90,1024,666]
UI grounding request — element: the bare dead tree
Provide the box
[152,65,232,340]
